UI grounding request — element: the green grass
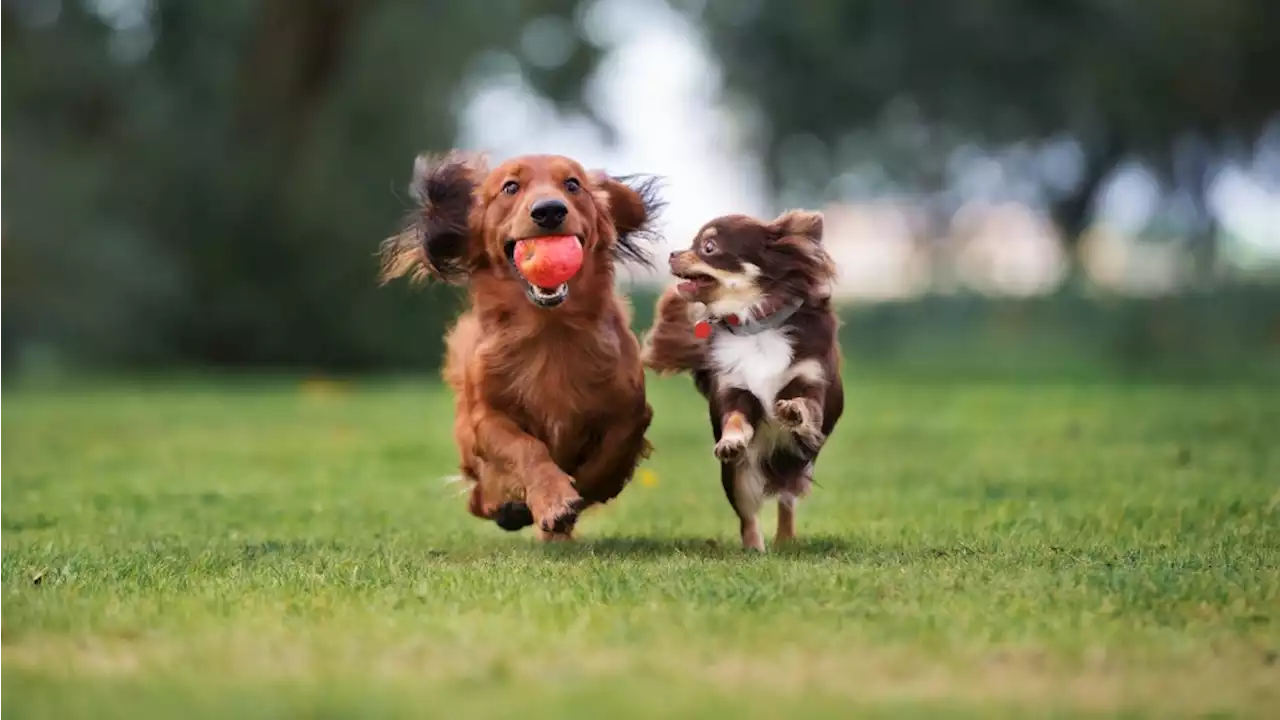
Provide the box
[3,373,1278,718]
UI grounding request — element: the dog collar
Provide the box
[693,297,805,339]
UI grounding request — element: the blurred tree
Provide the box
[2,0,598,372]
[684,0,1280,264]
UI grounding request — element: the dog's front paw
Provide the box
[775,398,825,452]
[537,496,585,535]
[525,471,586,537]
[774,399,806,427]
[715,411,755,464]
[714,434,749,463]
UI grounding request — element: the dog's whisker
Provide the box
[438,475,472,498]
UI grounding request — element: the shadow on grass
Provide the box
[542,535,993,563]
[220,535,994,567]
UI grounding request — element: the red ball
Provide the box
[514,235,583,288]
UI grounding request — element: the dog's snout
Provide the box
[530,198,569,229]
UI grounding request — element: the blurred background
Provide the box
[4,0,1280,381]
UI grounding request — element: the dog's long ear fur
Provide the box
[592,172,665,267]
[379,151,486,286]
[770,210,824,244]
[767,209,836,301]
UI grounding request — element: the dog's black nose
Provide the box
[530,199,568,229]
[669,251,679,261]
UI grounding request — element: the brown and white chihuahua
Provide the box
[643,211,844,551]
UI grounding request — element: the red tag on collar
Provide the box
[724,314,742,326]
[693,320,712,339]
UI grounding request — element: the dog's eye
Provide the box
[564,177,581,194]
[502,180,520,195]
[701,239,718,254]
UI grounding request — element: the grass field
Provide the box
[3,372,1278,718]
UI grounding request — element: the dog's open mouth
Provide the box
[673,270,718,298]
[526,282,570,307]
[505,237,584,308]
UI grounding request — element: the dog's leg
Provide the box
[731,464,767,552]
[714,387,762,464]
[535,526,575,542]
[523,466,585,538]
[471,407,583,538]
[572,400,653,505]
[773,361,828,454]
[715,410,754,463]
[776,492,797,544]
[714,388,766,551]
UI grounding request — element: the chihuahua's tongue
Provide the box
[676,280,699,298]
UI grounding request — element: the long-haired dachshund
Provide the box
[380,152,663,540]
[642,211,843,551]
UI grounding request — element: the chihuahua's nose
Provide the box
[530,199,568,229]
[668,250,679,261]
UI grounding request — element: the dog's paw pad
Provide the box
[714,436,748,463]
[774,399,806,427]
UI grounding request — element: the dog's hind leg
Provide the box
[773,460,812,545]
[720,455,766,552]
[729,463,767,552]
[776,492,797,544]
[573,401,653,506]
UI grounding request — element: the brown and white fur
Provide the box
[642,211,843,551]
[379,151,664,541]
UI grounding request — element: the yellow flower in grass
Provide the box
[639,469,659,488]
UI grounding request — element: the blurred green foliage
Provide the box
[3,0,591,373]
[689,0,1280,245]
[3,0,1277,375]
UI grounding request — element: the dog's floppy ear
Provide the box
[767,209,836,300]
[591,171,665,267]
[379,151,487,286]
[770,209,824,244]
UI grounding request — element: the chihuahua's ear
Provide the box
[591,171,666,267]
[379,151,487,285]
[768,208,836,299]
[770,209,824,244]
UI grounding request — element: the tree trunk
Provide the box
[1049,138,1125,289]
[234,0,360,166]
[1051,138,1125,249]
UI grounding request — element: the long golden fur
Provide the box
[380,151,664,540]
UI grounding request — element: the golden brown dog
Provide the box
[380,152,663,540]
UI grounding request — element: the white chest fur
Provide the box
[709,328,794,415]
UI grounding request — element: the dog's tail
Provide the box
[641,286,709,376]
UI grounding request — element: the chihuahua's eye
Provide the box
[564,177,581,194]
[502,180,520,195]
[701,238,717,254]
